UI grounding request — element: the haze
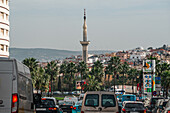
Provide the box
[10,0,170,51]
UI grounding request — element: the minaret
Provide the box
[80,9,90,63]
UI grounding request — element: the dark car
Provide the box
[147,97,164,112]
[60,101,75,113]
[36,97,61,113]
[121,101,146,113]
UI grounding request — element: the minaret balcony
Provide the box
[80,41,90,46]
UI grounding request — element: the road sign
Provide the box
[153,91,157,96]
[143,60,155,72]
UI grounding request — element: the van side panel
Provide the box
[0,60,13,113]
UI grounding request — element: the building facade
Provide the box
[0,0,9,58]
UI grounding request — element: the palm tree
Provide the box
[77,61,88,93]
[120,62,129,91]
[83,75,102,92]
[45,61,58,96]
[105,64,112,89]
[108,57,121,92]
[59,63,67,92]
[22,58,38,72]
[66,62,77,92]
[90,60,104,83]
[128,68,138,94]
[161,70,170,98]
[32,67,50,94]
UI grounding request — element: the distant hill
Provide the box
[9,48,114,62]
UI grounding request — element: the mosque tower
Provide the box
[80,9,90,63]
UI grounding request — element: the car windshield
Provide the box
[41,99,55,107]
[76,101,82,106]
[59,101,64,105]
[151,98,164,104]
[163,101,168,107]
[125,103,144,109]
[85,94,99,107]
[64,101,73,105]
[102,94,116,107]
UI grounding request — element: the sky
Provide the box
[9,0,170,51]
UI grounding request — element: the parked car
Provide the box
[81,91,119,113]
[121,101,146,113]
[157,99,169,113]
[64,96,78,103]
[60,101,75,113]
[121,94,136,103]
[146,97,164,113]
[36,97,62,113]
[72,100,82,113]
[0,59,34,113]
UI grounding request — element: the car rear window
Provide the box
[102,94,116,107]
[125,103,144,109]
[41,99,55,107]
[85,94,99,107]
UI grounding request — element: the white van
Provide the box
[81,91,119,113]
[0,58,34,113]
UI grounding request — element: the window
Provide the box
[0,12,4,20]
[1,28,4,36]
[6,30,8,36]
[102,94,116,107]
[6,14,8,21]
[85,94,99,107]
[125,103,144,109]
[6,45,8,51]
[6,0,8,5]
[0,44,4,51]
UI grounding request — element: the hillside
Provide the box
[9,48,114,62]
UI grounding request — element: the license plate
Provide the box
[36,108,46,111]
[63,112,67,113]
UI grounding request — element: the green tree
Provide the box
[90,60,104,83]
[45,61,58,95]
[66,62,77,92]
[32,67,50,94]
[77,61,88,93]
[83,75,102,92]
[22,58,38,72]
[128,68,138,94]
[120,62,130,90]
[161,70,170,98]
[59,63,67,92]
[107,57,121,92]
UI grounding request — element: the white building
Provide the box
[130,51,146,61]
[0,0,9,58]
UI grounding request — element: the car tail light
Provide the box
[168,111,170,113]
[122,108,126,112]
[81,111,84,113]
[70,106,73,109]
[144,109,146,113]
[41,98,46,100]
[49,107,57,110]
[12,94,18,113]
[73,107,76,110]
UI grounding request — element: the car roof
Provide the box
[42,97,56,99]
[85,91,115,94]
[123,101,143,104]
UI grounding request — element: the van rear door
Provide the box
[0,73,13,113]
[83,94,100,113]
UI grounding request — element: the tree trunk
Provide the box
[81,72,82,93]
[114,72,116,93]
[51,75,53,97]
[122,72,124,91]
